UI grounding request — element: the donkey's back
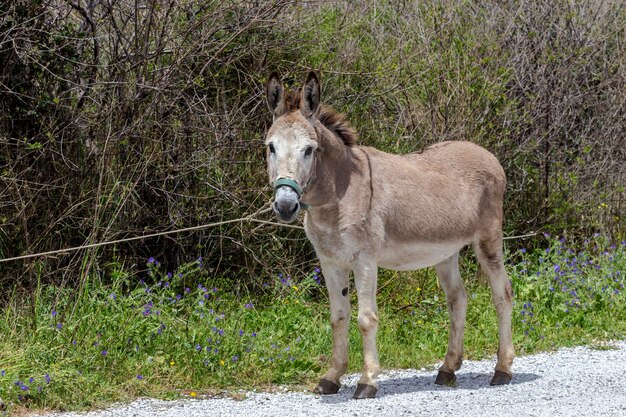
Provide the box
[364,140,506,248]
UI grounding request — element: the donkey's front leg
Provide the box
[353,259,380,399]
[314,260,351,395]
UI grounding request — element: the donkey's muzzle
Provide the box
[273,178,308,223]
[273,197,300,223]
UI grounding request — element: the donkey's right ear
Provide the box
[266,72,284,116]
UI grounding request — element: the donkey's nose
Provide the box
[273,185,301,223]
[274,199,299,219]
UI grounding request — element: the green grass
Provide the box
[0,236,624,413]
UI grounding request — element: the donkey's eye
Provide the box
[268,143,275,154]
[304,146,313,157]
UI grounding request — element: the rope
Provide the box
[0,205,306,264]
[0,202,536,263]
[503,232,538,240]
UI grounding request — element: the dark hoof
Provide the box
[313,378,340,395]
[434,370,457,386]
[490,370,512,385]
[353,383,378,399]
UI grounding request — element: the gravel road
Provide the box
[37,341,626,417]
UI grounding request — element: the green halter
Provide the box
[273,178,310,210]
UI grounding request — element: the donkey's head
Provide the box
[265,72,322,223]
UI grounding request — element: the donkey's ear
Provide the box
[301,71,320,118]
[266,72,284,116]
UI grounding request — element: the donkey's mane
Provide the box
[282,88,357,147]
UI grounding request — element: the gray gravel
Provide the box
[37,341,626,417]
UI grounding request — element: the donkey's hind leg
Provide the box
[434,252,468,386]
[474,235,515,385]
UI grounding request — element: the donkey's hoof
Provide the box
[490,370,512,385]
[314,378,340,395]
[434,370,457,386]
[353,383,378,399]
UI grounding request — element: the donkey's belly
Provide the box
[377,241,466,271]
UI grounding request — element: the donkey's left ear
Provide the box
[301,71,321,118]
[266,72,284,116]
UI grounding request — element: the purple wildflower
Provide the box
[44,373,51,384]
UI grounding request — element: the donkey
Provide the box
[264,72,514,399]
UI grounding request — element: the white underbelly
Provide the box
[377,240,467,271]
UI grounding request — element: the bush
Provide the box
[0,1,623,291]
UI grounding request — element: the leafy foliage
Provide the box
[1,1,624,288]
[0,236,624,411]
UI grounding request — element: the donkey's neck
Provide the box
[303,123,366,215]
